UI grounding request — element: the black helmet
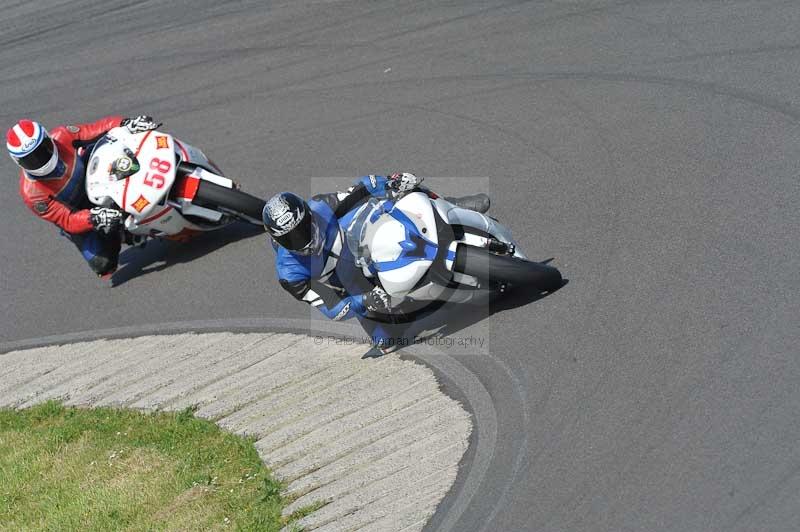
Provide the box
[263,192,324,255]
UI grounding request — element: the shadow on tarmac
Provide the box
[110,223,264,287]
[362,279,569,351]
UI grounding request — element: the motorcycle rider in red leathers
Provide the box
[6,115,160,278]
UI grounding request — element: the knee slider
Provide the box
[88,255,117,276]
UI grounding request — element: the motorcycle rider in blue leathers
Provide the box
[263,173,490,358]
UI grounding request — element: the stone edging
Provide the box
[0,318,497,532]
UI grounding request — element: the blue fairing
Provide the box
[337,203,363,233]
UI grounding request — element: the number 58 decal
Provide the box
[143,158,171,189]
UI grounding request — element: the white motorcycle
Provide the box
[85,126,264,241]
[345,192,562,312]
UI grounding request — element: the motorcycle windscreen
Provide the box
[345,198,385,266]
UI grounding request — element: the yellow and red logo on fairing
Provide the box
[155,135,169,149]
[132,195,150,213]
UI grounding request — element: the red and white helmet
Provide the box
[6,119,60,176]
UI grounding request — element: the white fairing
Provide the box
[348,192,524,305]
[86,127,175,219]
[174,138,216,172]
[85,127,234,237]
[367,192,439,298]
[395,192,439,245]
[371,221,405,263]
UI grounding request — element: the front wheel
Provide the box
[453,244,562,292]
[193,180,265,225]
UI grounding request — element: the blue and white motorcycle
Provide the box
[344,191,562,312]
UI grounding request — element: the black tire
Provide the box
[453,244,562,292]
[194,180,265,225]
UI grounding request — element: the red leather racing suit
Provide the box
[18,115,123,233]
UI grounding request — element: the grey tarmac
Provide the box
[1,1,799,531]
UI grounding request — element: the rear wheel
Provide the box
[193,180,265,225]
[453,244,562,292]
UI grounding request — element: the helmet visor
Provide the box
[274,209,314,251]
[15,136,55,172]
[295,219,324,256]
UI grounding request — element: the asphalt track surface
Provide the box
[1,1,799,531]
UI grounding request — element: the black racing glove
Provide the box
[387,172,423,198]
[363,286,392,313]
[90,207,125,234]
[120,115,161,133]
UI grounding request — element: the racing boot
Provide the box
[444,193,491,214]
[362,342,401,359]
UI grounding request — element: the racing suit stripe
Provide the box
[302,288,324,306]
[54,153,85,206]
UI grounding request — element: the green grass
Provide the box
[0,402,287,531]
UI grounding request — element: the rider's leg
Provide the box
[64,230,122,277]
[435,202,527,258]
[357,315,412,358]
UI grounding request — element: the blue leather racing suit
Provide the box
[273,175,396,346]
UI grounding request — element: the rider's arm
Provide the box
[276,248,367,321]
[313,175,392,218]
[63,116,125,146]
[19,185,92,233]
[315,174,428,219]
[279,277,366,321]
